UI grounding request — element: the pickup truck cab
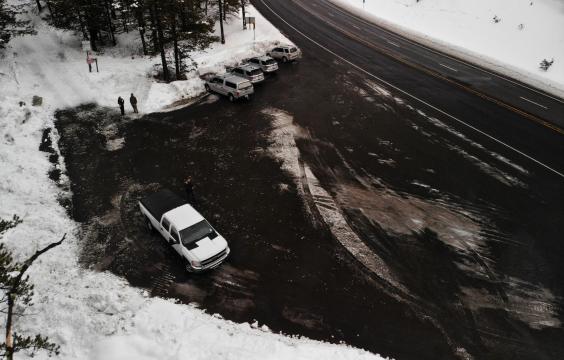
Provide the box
[246,55,279,74]
[268,45,301,63]
[230,63,265,84]
[205,74,254,102]
[139,189,230,272]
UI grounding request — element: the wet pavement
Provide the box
[53,51,564,360]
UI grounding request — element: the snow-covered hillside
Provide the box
[0,2,388,359]
[331,0,564,98]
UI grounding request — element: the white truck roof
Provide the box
[165,204,204,231]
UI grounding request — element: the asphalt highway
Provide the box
[306,1,564,130]
[253,0,564,180]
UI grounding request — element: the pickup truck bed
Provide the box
[139,189,186,222]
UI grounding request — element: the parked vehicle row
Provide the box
[205,44,301,102]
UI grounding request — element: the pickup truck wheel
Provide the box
[282,56,288,63]
[184,260,194,272]
[204,84,210,92]
[228,93,235,102]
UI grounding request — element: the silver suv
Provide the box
[268,45,301,63]
[230,64,265,84]
[247,55,279,73]
[205,74,254,102]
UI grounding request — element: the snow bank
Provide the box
[330,0,564,98]
[0,4,387,360]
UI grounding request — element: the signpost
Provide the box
[86,51,99,73]
[81,40,91,52]
[83,41,99,73]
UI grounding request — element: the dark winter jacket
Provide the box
[130,95,138,105]
[118,97,124,106]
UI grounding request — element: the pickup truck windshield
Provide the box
[179,220,217,247]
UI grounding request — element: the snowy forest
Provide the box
[0,0,250,81]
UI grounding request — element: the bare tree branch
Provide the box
[4,234,66,360]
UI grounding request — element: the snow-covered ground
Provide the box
[331,0,564,98]
[0,3,388,359]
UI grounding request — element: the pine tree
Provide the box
[48,0,112,51]
[171,1,217,78]
[0,0,34,49]
[40,0,217,81]
[0,216,65,359]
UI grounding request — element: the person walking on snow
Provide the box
[118,96,125,115]
[130,93,138,113]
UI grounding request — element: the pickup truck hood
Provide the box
[190,235,228,261]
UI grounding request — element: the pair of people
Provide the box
[118,94,138,115]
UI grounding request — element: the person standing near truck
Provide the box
[117,96,125,115]
[184,176,196,204]
[130,93,138,113]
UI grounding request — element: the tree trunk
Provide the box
[88,28,98,51]
[218,0,225,44]
[104,0,116,46]
[242,0,246,29]
[172,16,180,80]
[78,10,88,39]
[5,295,14,360]
[35,0,42,12]
[137,13,147,55]
[149,5,159,54]
[154,4,169,82]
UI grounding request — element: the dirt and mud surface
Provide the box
[51,52,564,360]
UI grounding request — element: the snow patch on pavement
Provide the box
[262,108,303,179]
[302,166,406,292]
[461,279,562,330]
[263,107,406,293]
[361,80,530,186]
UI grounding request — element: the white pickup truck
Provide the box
[139,189,230,272]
